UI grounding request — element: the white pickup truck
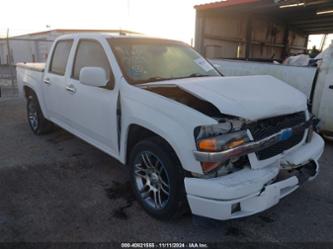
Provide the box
[16,33,324,221]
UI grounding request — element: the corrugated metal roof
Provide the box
[194,0,333,34]
[194,0,259,10]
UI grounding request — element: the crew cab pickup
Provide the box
[16,33,325,220]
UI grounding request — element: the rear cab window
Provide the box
[49,40,73,75]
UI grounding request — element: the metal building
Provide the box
[194,0,333,61]
[0,29,139,65]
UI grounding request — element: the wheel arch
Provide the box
[23,85,49,119]
[124,124,182,167]
[23,85,36,99]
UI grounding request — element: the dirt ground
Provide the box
[0,97,332,244]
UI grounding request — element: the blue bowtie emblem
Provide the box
[279,128,293,141]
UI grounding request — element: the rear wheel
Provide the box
[129,137,187,220]
[27,94,53,135]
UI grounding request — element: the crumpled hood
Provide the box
[144,75,307,121]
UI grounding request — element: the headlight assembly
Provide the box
[197,130,250,152]
[194,120,250,174]
[195,119,244,139]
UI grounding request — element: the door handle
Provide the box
[66,85,76,94]
[329,85,333,89]
[44,78,51,85]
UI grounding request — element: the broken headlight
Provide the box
[197,130,250,152]
[194,120,250,174]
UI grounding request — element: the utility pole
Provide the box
[6,28,15,87]
[6,28,11,65]
[127,0,131,31]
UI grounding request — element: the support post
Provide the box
[245,16,252,60]
[281,25,289,60]
[194,11,206,56]
[6,28,15,87]
[304,34,309,54]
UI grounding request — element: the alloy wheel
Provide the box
[27,100,38,131]
[134,151,170,209]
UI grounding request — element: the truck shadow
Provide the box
[47,127,75,144]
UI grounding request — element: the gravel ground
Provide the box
[0,97,332,244]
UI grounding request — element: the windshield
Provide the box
[108,38,220,84]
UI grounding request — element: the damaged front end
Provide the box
[193,117,250,176]
[140,82,321,182]
[279,160,318,184]
[193,112,316,176]
[186,115,324,220]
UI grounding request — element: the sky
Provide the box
[308,34,333,51]
[0,0,332,49]
[0,0,209,44]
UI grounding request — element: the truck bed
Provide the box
[16,63,45,72]
[16,63,45,98]
[210,59,317,98]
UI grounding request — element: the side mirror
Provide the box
[79,67,108,87]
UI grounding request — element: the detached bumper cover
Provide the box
[185,132,324,220]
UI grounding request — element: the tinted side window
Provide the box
[49,40,73,75]
[72,40,112,81]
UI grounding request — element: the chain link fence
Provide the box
[0,65,18,99]
[0,37,54,99]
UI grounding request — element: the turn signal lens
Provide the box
[198,138,218,152]
[195,128,250,174]
[227,139,246,149]
[201,162,221,173]
[198,137,247,152]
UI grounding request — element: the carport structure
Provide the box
[194,0,333,60]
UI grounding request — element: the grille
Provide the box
[248,112,306,160]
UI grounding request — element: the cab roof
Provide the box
[56,32,186,45]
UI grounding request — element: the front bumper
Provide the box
[185,132,324,220]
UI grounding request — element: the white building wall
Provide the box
[0,39,53,64]
[0,30,66,64]
[0,29,135,65]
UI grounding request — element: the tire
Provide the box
[129,137,188,220]
[26,93,53,135]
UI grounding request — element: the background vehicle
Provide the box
[16,33,324,221]
[210,41,333,139]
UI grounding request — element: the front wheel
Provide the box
[129,137,187,220]
[27,94,53,135]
